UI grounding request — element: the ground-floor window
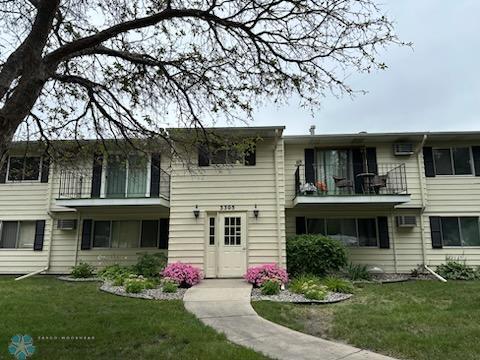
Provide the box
[92,220,166,249]
[305,218,378,247]
[437,217,480,247]
[0,221,36,249]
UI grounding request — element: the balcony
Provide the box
[293,163,410,206]
[56,167,170,208]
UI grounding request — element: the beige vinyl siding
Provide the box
[286,207,423,273]
[168,138,286,271]
[0,181,51,274]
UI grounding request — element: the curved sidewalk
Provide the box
[184,279,398,360]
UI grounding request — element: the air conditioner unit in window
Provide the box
[393,143,414,155]
[396,216,417,227]
[57,219,77,230]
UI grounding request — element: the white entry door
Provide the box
[218,213,247,278]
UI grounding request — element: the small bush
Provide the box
[437,261,477,280]
[162,280,178,293]
[244,264,289,287]
[98,264,136,284]
[343,263,371,281]
[261,280,281,295]
[70,263,95,278]
[304,287,327,301]
[124,278,145,293]
[289,274,322,293]
[287,235,347,277]
[322,276,354,294]
[162,262,203,287]
[288,276,327,300]
[133,253,167,278]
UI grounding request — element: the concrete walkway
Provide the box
[184,279,398,360]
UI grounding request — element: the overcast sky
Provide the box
[251,0,480,135]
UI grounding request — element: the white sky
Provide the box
[251,0,480,135]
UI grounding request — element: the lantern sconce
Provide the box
[253,204,259,218]
[193,205,200,218]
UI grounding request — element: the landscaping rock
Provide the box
[250,288,352,304]
[100,281,186,300]
[57,276,102,282]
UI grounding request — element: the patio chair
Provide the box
[332,176,354,191]
[369,175,388,194]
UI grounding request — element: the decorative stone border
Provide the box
[353,274,412,284]
[100,281,186,300]
[251,288,352,304]
[57,276,102,282]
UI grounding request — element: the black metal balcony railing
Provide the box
[58,168,170,200]
[295,163,408,197]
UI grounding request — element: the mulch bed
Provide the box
[99,281,186,300]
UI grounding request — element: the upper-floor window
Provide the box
[433,147,472,175]
[0,221,35,248]
[7,156,41,181]
[198,144,255,166]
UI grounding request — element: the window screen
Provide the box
[0,221,18,248]
[433,149,453,175]
[93,221,111,247]
[18,221,36,248]
[141,220,159,248]
[111,221,140,248]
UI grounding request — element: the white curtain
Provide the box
[127,155,147,197]
[316,150,351,194]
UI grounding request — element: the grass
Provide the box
[0,276,266,360]
[253,280,480,360]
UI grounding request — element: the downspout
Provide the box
[273,130,283,266]
[415,135,428,267]
[16,162,56,281]
[390,211,398,273]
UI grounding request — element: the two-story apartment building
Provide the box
[1,127,480,277]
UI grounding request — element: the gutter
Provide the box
[415,135,428,267]
[15,162,56,281]
[272,130,283,266]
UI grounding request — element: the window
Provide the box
[199,143,255,166]
[316,149,353,193]
[306,218,378,247]
[224,217,241,245]
[0,221,35,248]
[209,217,215,245]
[106,154,148,198]
[7,156,41,181]
[433,147,472,175]
[92,220,163,248]
[438,217,480,247]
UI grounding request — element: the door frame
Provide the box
[204,211,248,278]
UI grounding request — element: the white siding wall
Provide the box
[168,138,286,272]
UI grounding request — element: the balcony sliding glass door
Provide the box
[316,150,353,194]
[106,155,148,198]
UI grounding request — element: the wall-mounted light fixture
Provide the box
[253,204,259,218]
[193,205,200,218]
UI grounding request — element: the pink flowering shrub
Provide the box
[161,262,203,287]
[244,264,289,287]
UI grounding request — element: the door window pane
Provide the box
[224,217,241,246]
[316,150,352,194]
[107,156,127,197]
[111,221,140,248]
[441,218,461,246]
[209,217,215,245]
[0,221,18,248]
[141,220,159,248]
[18,221,35,248]
[127,155,147,197]
[93,221,111,247]
[433,149,453,175]
[460,217,480,246]
[452,148,472,175]
[307,218,325,235]
[358,219,378,247]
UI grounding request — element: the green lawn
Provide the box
[253,280,480,360]
[0,276,266,360]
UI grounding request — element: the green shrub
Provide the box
[162,280,178,293]
[322,276,354,294]
[133,253,167,278]
[304,287,327,301]
[98,264,135,282]
[437,261,478,280]
[70,263,95,278]
[261,280,281,295]
[124,278,145,293]
[289,274,322,294]
[343,263,371,281]
[286,235,347,277]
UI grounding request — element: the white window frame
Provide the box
[305,217,379,248]
[432,147,474,176]
[6,156,42,183]
[0,221,34,249]
[439,216,480,248]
